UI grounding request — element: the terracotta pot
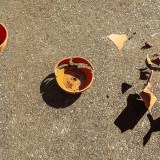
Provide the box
[0,23,8,52]
[54,57,94,94]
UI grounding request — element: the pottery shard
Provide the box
[139,85,157,111]
[146,54,160,66]
[146,54,152,65]
[107,34,127,51]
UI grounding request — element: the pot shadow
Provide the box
[114,94,147,133]
[143,114,160,146]
[40,73,81,108]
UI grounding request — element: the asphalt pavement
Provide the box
[0,0,160,159]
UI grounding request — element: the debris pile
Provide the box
[107,33,159,112]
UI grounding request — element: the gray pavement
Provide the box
[0,0,160,159]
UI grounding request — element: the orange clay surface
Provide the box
[54,57,94,94]
[139,84,157,111]
[56,66,87,92]
[107,34,127,51]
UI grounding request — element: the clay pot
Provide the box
[0,23,8,52]
[54,57,94,94]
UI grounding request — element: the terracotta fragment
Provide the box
[139,85,157,111]
[107,34,127,51]
[139,71,157,111]
[146,54,153,65]
[146,54,160,67]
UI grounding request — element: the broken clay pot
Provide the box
[54,57,94,94]
[0,23,8,52]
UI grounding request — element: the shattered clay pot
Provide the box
[0,23,8,52]
[54,57,94,94]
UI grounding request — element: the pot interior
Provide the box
[0,24,7,45]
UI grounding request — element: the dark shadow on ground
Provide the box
[143,114,160,146]
[139,68,150,80]
[121,83,132,94]
[40,73,81,108]
[114,94,147,133]
[141,42,152,50]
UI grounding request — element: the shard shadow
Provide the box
[141,42,152,50]
[143,114,160,146]
[121,83,132,94]
[114,94,147,133]
[40,73,81,108]
[139,71,150,80]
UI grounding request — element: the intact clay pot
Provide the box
[54,57,94,94]
[0,23,8,52]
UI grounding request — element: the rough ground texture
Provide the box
[0,0,160,159]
